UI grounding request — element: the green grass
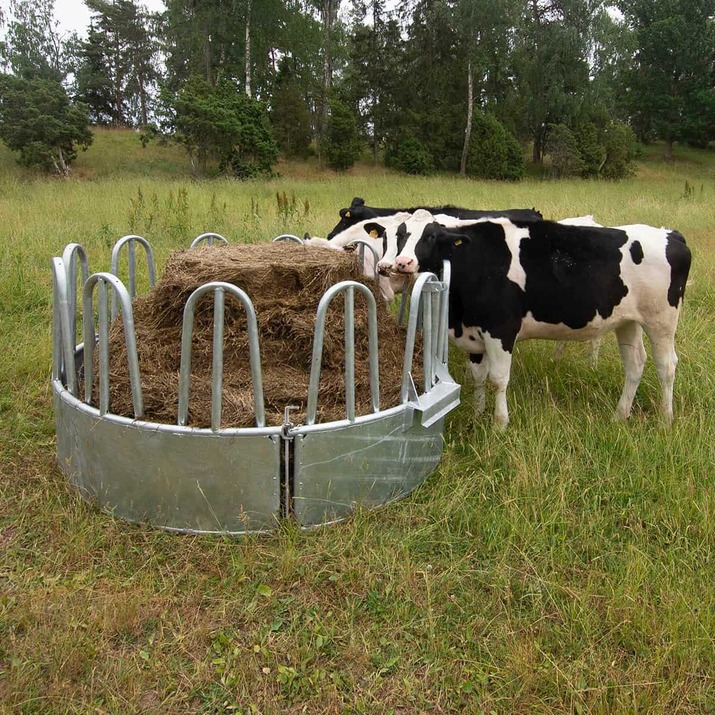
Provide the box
[2,129,715,713]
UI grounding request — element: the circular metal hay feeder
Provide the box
[51,234,460,535]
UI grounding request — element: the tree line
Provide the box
[0,0,714,177]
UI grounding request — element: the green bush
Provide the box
[0,74,92,175]
[171,76,278,178]
[546,123,585,178]
[467,113,525,181]
[394,136,434,175]
[324,99,360,171]
[601,122,639,179]
[575,122,604,178]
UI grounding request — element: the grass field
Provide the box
[1,128,715,714]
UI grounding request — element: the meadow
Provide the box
[1,128,715,714]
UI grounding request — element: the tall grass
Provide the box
[1,130,715,713]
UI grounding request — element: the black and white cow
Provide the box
[326,196,543,239]
[380,213,691,427]
[305,213,413,300]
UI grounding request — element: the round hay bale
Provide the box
[94,243,421,428]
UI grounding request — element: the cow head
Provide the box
[327,197,376,239]
[408,223,471,274]
[378,209,436,275]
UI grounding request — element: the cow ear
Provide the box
[363,222,386,239]
[350,197,365,208]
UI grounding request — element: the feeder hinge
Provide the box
[281,405,300,441]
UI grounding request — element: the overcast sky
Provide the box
[53,0,166,37]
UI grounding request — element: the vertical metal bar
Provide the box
[82,273,144,417]
[178,282,265,428]
[423,292,433,393]
[307,281,379,425]
[211,287,225,431]
[128,238,137,299]
[52,257,77,394]
[98,279,110,415]
[401,273,438,402]
[439,261,451,365]
[110,235,155,319]
[177,298,196,427]
[61,243,89,348]
[345,286,355,422]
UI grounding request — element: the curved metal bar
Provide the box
[177,282,265,430]
[401,272,444,403]
[306,281,380,426]
[190,232,229,248]
[110,235,156,319]
[345,239,381,281]
[82,272,144,418]
[61,243,89,347]
[51,257,78,395]
[272,234,305,245]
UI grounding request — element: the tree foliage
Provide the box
[0,73,93,174]
[4,0,715,179]
[467,113,525,181]
[169,76,278,177]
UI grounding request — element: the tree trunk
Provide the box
[664,138,674,161]
[318,0,335,164]
[460,57,474,176]
[244,0,252,97]
[532,131,543,165]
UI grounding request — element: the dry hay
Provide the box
[94,243,421,428]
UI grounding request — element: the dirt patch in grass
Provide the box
[94,243,417,427]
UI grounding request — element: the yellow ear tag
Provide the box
[345,211,351,218]
[369,230,378,238]
[455,239,463,246]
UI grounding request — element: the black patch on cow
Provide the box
[515,221,630,328]
[629,241,644,264]
[416,220,640,353]
[326,200,543,240]
[665,230,691,307]
[469,353,484,363]
[416,222,524,352]
[396,222,410,255]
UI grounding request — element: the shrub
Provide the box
[0,74,92,175]
[546,123,585,178]
[324,99,361,171]
[467,113,524,181]
[601,122,639,179]
[394,136,434,175]
[171,76,278,178]
[575,122,604,178]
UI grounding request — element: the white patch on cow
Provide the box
[449,325,485,353]
[557,215,603,227]
[500,219,529,291]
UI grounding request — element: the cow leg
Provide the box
[468,353,489,413]
[644,327,678,424]
[614,323,646,420]
[553,341,566,360]
[485,340,513,429]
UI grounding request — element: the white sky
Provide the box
[52,0,166,37]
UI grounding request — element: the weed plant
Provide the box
[1,130,715,713]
